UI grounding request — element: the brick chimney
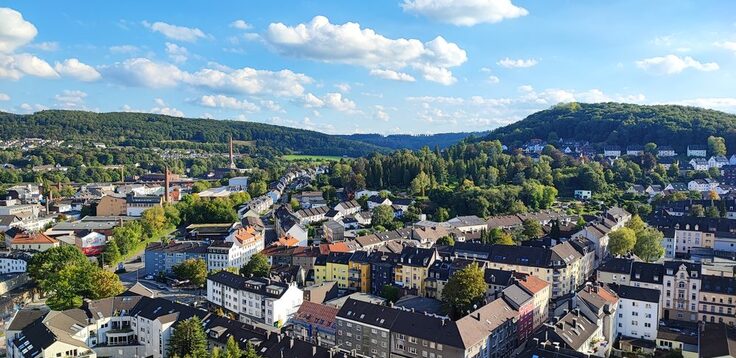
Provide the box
[164,166,170,203]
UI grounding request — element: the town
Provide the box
[0,133,734,358]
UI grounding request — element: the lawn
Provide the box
[281,154,346,162]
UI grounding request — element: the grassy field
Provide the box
[282,154,346,162]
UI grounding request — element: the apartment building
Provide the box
[394,247,437,296]
[662,261,701,322]
[699,275,736,325]
[612,284,660,341]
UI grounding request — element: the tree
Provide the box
[163,203,181,227]
[690,204,705,217]
[442,263,486,319]
[247,181,268,197]
[191,181,211,193]
[141,206,167,238]
[436,236,455,246]
[435,207,449,222]
[495,232,515,245]
[289,198,300,211]
[240,253,271,278]
[626,214,646,234]
[706,205,721,218]
[608,227,636,257]
[633,228,665,262]
[380,284,400,303]
[172,258,207,287]
[244,342,262,358]
[708,136,727,156]
[708,190,720,201]
[521,219,543,240]
[102,239,121,265]
[549,219,561,240]
[224,336,242,358]
[168,317,208,358]
[644,142,658,155]
[410,171,431,197]
[372,205,395,228]
[89,269,125,299]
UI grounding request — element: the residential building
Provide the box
[576,283,619,353]
[626,145,643,156]
[597,257,633,286]
[689,158,709,171]
[603,146,621,157]
[612,284,660,341]
[314,252,352,289]
[0,251,30,274]
[501,284,533,341]
[514,272,551,331]
[291,301,338,347]
[687,145,707,157]
[125,195,162,217]
[446,215,487,233]
[347,251,371,293]
[662,261,701,322]
[574,190,592,200]
[336,298,398,358]
[144,241,208,276]
[206,271,303,326]
[323,220,345,242]
[658,146,676,157]
[96,195,127,216]
[394,247,437,296]
[369,252,399,295]
[699,275,736,325]
[537,309,603,354]
[334,200,361,216]
[10,232,59,252]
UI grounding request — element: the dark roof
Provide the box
[13,318,59,358]
[701,275,736,295]
[630,261,664,285]
[398,247,436,267]
[126,195,162,204]
[391,309,464,348]
[207,271,290,299]
[325,252,352,265]
[336,298,399,330]
[598,257,633,274]
[391,198,413,206]
[700,323,736,358]
[488,244,552,268]
[7,309,46,331]
[483,268,514,286]
[610,284,660,303]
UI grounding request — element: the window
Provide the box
[409,347,417,354]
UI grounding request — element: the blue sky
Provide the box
[0,1,734,134]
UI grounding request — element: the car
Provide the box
[144,274,154,280]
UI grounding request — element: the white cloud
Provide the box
[374,105,390,121]
[18,103,47,113]
[230,20,253,30]
[301,92,357,112]
[675,98,736,113]
[186,66,312,97]
[715,41,736,54]
[264,16,466,84]
[334,83,351,93]
[369,69,416,82]
[28,41,59,51]
[260,100,283,113]
[151,98,184,117]
[143,21,207,42]
[198,94,259,112]
[109,45,139,54]
[635,54,719,75]
[497,57,537,68]
[401,0,528,26]
[0,53,58,79]
[302,93,325,108]
[54,58,101,81]
[0,8,37,53]
[0,93,9,101]
[487,75,500,83]
[165,42,188,63]
[54,89,87,103]
[101,57,186,88]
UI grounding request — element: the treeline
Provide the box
[339,131,489,150]
[0,110,387,157]
[481,102,736,152]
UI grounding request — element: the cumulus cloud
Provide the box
[143,21,207,42]
[18,103,47,113]
[374,105,390,121]
[0,8,37,53]
[487,75,500,84]
[230,20,253,30]
[0,93,9,101]
[54,89,87,103]
[151,98,184,117]
[301,92,358,112]
[401,0,528,26]
[54,58,101,81]
[635,54,718,75]
[198,94,259,112]
[369,69,416,82]
[109,45,139,54]
[715,41,736,54]
[264,16,466,85]
[101,58,186,88]
[497,57,537,68]
[0,53,58,79]
[165,42,188,63]
[675,97,736,113]
[334,83,351,93]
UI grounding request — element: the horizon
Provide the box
[0,1,734,135]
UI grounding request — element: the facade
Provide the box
[96,195,127,216]
[394,247,437,296]
[10,232,59,252]
[687,145,707,157]
[144,241,208,276]
[125,195,162,217]
[314,252,352,289]
[612,284,660,341]
[0,251,30,274]
[369,252,399,295]
[662,261,701,322]
[348,251,371,293]
[206,271,303,326]
[291,301,338,347]
[699,275,736,325]
[514,273,551,331]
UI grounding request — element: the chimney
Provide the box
[229,135,236,169]
[289,337,294,348]
[164,166,170,203]
[572,318,577,327]
[313,346,317,356]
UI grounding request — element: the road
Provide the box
[115,254,204,307]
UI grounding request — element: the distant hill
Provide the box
[480,102,736,152]
[0,110,388,157]
[340,131,490,150]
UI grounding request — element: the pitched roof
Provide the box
[700,323,736,358]
[336,298,399,330]
[630,261,664,285]
[293,301,338,330]
[701,275,736,295]
[11,232,58,245]
[513,272,550,295]
[610,284,660,303]
[207,271,291,299]
[456,298,518,348]
[598,257,633,274]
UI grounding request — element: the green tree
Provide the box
[239,253,271,278]
[191,181,211,194]
[289,198,300,211]
[626,214,646,234]
[163,203,181,227]
[690,204,705,217]
[89,269,125,299]
[230,192,252,207]
[244,342,262,358]
[380,284,400,303]
[608,227,636,257]
[435,207,450,222]
[102,239,122,265]
[224,336,242,358]
[633,228,665,262]
[168,317,208,358]
[442,263,486,319]
[706,205,721,218]
[410,171,431,197]
[172,258,207,287]
[521,219,543,240]
[141,206,167,238]
[436,236,455,246]
[708,136,727,156]
[372,205,395,228]
[247,181,268,197]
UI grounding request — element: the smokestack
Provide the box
[120,166,125,183]
[229,135,236,169]
[164,166,170,203]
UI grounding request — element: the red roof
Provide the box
[513,272,549,294]
[293,301,338,329]
[12,232,58,245]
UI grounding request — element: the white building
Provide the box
[612,284,660,341]
[689,158,709,171]
[207,271,303,326]
[687,145,707,157]
[708,156,729,169]
[603,146,622,158]
[0,251,30,274]
[687,178,719,192]
[367,195,392,210]
[207,226,265,271]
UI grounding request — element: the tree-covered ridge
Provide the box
[0,110,387,157]
[480,102,736,152]
[339,131,490,150]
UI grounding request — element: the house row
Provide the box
[648,215,736,258]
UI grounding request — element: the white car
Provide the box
[144,275,154,280]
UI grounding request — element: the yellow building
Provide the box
[394,247,436,296]
[314,252,352,289]
[699,275,736,325]
[348,251,371,293]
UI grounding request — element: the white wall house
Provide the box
[613,285,660,341]
[207,271,303,326]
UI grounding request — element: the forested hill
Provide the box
[480,102,736,152]
[340,131,490,150]
[0,110,387,157]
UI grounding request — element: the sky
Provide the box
[0,1,735,135]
